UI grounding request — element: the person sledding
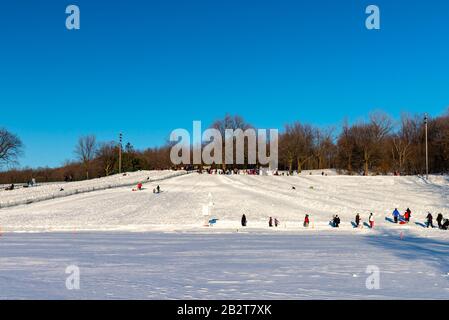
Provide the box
[426,212,435,228]
[442,219,449,230]
[332,215,340,228]
[392,208,400,223]
[436,213,444,229]
[369,213,374,229]
[268,217,273,227]
[355,213,361,228]
[208,218,219,226]
[137,182,143,190]
[241,214,247,227]
[153,185,161,194]
[304,214,310,228]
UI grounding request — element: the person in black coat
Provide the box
[355,213,361,227]
[426,212,434,228]
[333,215,341,228]
[241,214,247,227]
[442,219,449,230]
[436,213,444,229]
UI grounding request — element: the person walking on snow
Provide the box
[355,213,361,227]
[369,213,374,229]
[426,212,434,228]
[304,214,310,228]
[274,218,280,227]
[241,214,247,227]
[269,217,273,227]
[436,213,444,229]
[392,208,400,223]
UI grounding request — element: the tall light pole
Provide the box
[118,132,123,174]
[424,114,429,180]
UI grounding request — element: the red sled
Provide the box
[399,221,407,225]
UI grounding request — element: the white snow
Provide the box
[0,170,186,209]
[1,173,448,233]
[0,172,448,299]
[1,231,449,299]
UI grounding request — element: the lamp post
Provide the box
[118,132,123,174]
[424,114,428,180]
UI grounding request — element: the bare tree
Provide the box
[74,135,97,179]
[96,141,117,176]
[356,112,392,175]
[0,128,23,168]
[391,114,417,173]
[211,114,252,169]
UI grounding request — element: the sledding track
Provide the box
[1,172,448,233]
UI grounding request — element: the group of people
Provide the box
[426,212,449,230]
[132,183,160,193]
[353,213,375,228]
[268,217,280,227]
[392,208,412,224]
[239,208,448,230]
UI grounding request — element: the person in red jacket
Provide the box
[404,208,411,223]
[137,182,143,190]
[304,214,310,228]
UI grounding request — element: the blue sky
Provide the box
[1,0,449,168]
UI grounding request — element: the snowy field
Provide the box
[0,172,449,299]
[1,231,449,299]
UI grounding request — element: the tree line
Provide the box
[1,109,448,184]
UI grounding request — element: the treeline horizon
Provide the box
[1,109,448,184]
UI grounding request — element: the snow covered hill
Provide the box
[0,172,448,234]
[0,170,186,209]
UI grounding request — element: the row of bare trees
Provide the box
[1,110,448,183]
[280,111,449,175]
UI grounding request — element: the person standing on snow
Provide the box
[269,217,273,227]
[355,213,361,227]
[392,208,400,223]
[436,213,444,229]
[274,218,280,227]
[241,214,247,227]
[304,214,310,228]
[426,212,434,228]
[369,213,374,229]
[404,208,411,222]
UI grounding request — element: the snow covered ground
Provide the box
[0,172,448,299]
[1,231,449,299]
[0,172,448,232]
[0,170,186,209]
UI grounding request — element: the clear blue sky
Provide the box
[1,0,449,168]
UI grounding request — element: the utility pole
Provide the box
[118,132,123,174]
[424,114,429,180]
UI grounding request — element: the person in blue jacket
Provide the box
[392,208,400,223]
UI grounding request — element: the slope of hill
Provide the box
[1,172,448,234]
